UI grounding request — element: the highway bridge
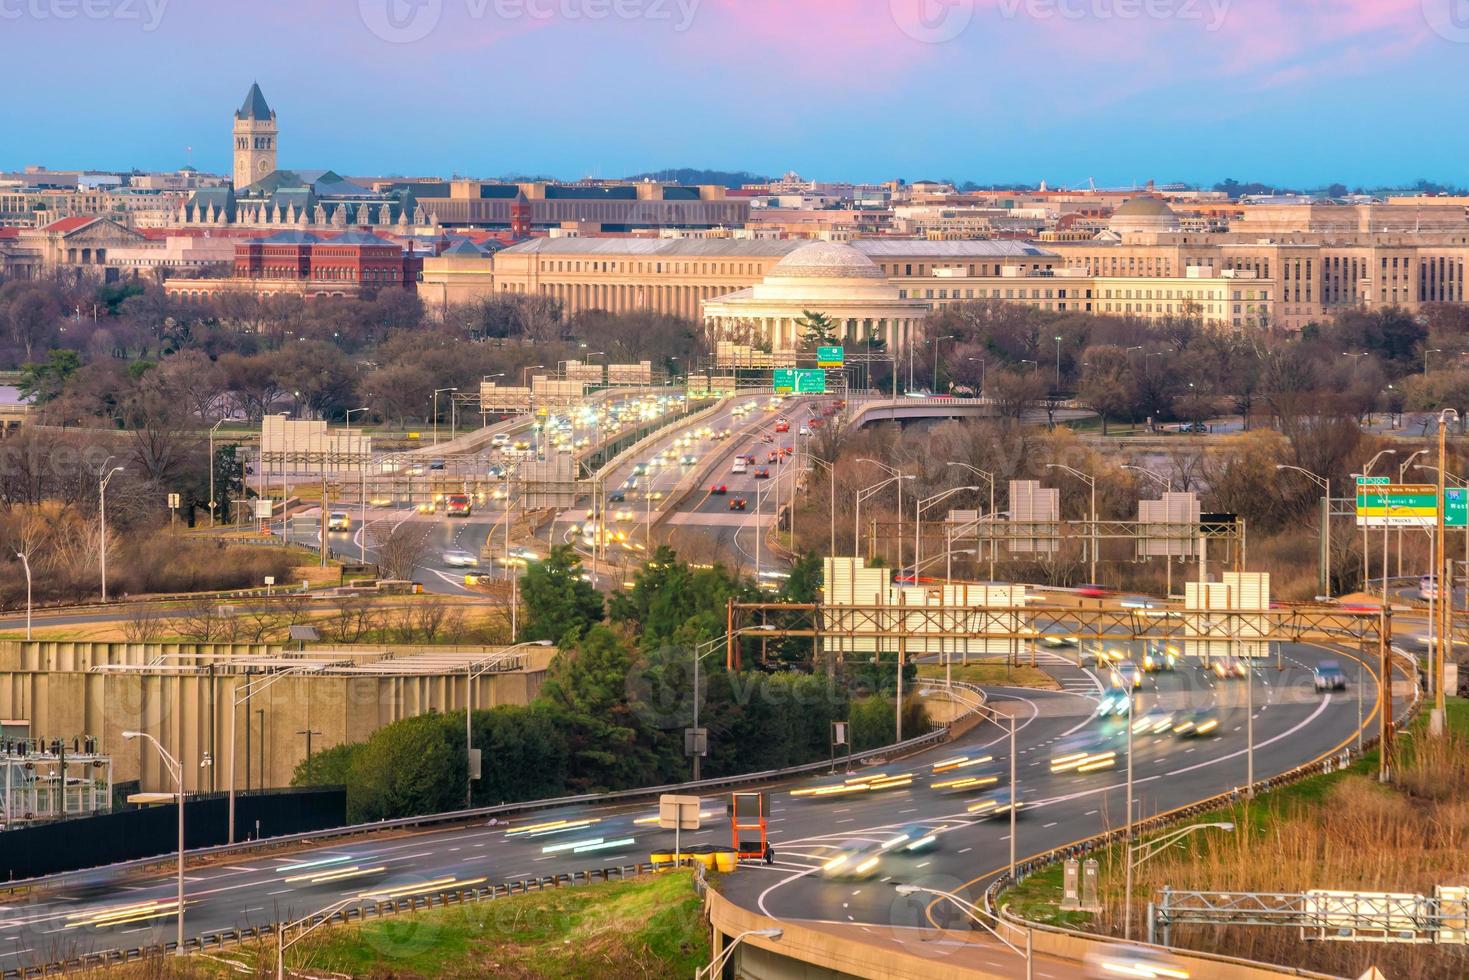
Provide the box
[0,639,1409,978]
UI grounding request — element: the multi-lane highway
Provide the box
[0,642,1397,976]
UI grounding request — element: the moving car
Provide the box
[1172,708,1221,737]
[753,467,771,479]
[1084,946,1193,980]
[1141,645,1178,672]
[821,842,885,880]
[445,494,472,517]
[415,500,436,514]
[609,490,627,503]
[1420,574,1440,600]
[1076,583,1109,599]
[774,419,790,433]
[732,458,749,475]
[1050,736,1119,774]
[1111,661,1144,689]
[1211,656,1249,680]
[709,484,728,495]
[491,432,510,446]
[798,424,811,436]
[729,497,748,511]
[966,788,1024,820]
[327,511,351,531]
[1096,688,1132,718]
[1313,659,1347,692]
[442,550,479,568]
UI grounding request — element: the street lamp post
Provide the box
[1123,822,1234,940]
[465,641,553,807]
[1425,348,1444,375]
[1123,465,1174,597]
[16,551,32,640]
[894,885,1032,979]
[1434,409,1459,736]
[967,356,987,398]
[208,418,226,528]
[948,462,997,582]
[99,464,124,602]
[1046,463,1097,583]
[932,335,954,392]
[122,730,187,954]
[1276,465,1332,597]
[1359,449,1397,592]
[1396,450,1429,580]
[1053,335,1063,389]
[803,454,838,558]
[858,458,909,571]
[432,388,458,447]
[697,928,782,980]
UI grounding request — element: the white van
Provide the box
[732,457,748,475]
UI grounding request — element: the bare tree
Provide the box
[371,522,433,581]
[122,603,166,643]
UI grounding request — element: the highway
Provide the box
[0,643,1398,976]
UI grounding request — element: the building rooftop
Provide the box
[236,82,273,122]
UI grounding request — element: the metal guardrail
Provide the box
[982,653,1424,974]
[1,673,991,976]
[0,861,689,979]
[1,674,987,897]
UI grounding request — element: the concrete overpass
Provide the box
[845,396,1095,428]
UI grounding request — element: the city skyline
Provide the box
[2,0,1467,185]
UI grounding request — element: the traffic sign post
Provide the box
[774,368,827,395]
[1355,480,1468,527]
[658,793,701,868]
[816,346,846,368]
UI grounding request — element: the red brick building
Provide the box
[168,229,423,301]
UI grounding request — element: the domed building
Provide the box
[1107,195,1182,236]
[702,241,928,352]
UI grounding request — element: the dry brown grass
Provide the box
[1094,725,1469,978]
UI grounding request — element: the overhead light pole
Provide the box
[465,641,552,807]
[1434,409,1459,735]
[432,388,458,447]
[99,463,124,602]
[122,730,188,954]
[208,418,227,528]
[948,462,997,581]
[894,884,1032,978]
[16,551,32,641]
[932,334,955,392]
[1359,449,1397,593]
[1124,822,1234,940]
[1276,464,1332,597]
[696,928,782,980]
[1046,463,1097,583]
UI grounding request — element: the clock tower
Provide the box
[232,82,277,191]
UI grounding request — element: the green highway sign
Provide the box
[1448,488,1468,528]
[774,368,827,395]
[1355,483,1469,527]
[1356,476,1390,486]
[816,345,846,368]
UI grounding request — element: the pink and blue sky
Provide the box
[3,0,1466,186]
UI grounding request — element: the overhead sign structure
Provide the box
[1355,480,1467,527]
[774,368,827,395]
[816,345,846,368]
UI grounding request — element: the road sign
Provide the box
[1448,488,1468,528]
[683,727,707,757]
[1357,476,1390,486]
[167,493,180,509]
[774,368,826,395]
[816,345,845,368]
[1356,483,1439,526]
